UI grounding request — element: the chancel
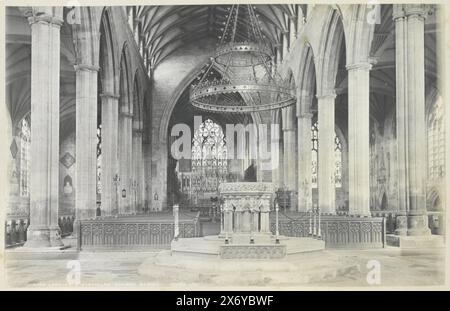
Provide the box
[3,3,446,287]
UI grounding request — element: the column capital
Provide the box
[27,14,64,27]
[74,63,100,72]
[404,4,429,20]
[393,4,429,21]
[346,62,373,71]
[392,4,406,21]
[100,92,120,100]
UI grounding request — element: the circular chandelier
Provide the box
[190,5,296,113]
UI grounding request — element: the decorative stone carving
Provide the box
[78,216,201,249]
[219,182,276,194]
[219,182,274,235]
[60,152,76,169]
[220,244,286,259]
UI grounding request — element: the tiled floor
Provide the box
[5,242,445,288]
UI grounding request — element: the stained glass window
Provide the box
[20,118,30,197]
[191,119,228,193]
[428,98,445,180]
[311,121,342,188]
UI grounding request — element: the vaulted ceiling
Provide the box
[134,5,302,68]
[5,5,439,141]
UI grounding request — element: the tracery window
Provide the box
[19,118,31,197]
[191,119,228,193]
[428,98,445,180]
[311,121,342,188]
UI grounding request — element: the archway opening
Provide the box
[166,67,256,209]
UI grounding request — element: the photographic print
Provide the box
[1,0,448,291]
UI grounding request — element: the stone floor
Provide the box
[4,238,445,288]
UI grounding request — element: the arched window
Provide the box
[191,119,228,193]
[428,98,445,180]
[311,121,342,188]
[19,118,31,197]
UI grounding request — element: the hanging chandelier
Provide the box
[190,5,296,113]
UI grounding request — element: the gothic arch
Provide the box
[119,43,133,112]
[132,70,144,126]
[316,7,345,96]
[73,7,100,67]
[427,188,442,211]
[343,5,375,65]
[159,61,210,144]
[99,8,119,95]
[159,61,263,144]
[296,42,317,115]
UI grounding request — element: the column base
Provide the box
[394,215,408,236]
[23,225,64,248]
[386,234,443,249]
[407,214,431,236]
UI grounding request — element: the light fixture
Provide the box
[190,5,296,113]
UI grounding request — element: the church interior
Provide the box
[3,4,447,287]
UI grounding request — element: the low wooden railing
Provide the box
[4,218,28,248]
[5,215,76,248]
[58,215,76,237]
[77,212,201,250]
[270,212,385,249]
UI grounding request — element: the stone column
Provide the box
[25,9,64,248]
[100,93,119,216]
[74,64,99,221]
[143,141,152,211]
[271,122,283,187]
[259,197,271,233]
[317,93,336,214]
[282,106,297,210]
[297,110,313,212]
[125,113,133,212]
[393,5,430,236]
[132,120,144,213]
[222,203,233,235]
[118,107,133,214]
[347,63,372,216]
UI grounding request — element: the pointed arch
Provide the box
[119,43,133,112]
[132,70,143,125]
[99,8,119,95]
[73,7,100,67]
[296,42,317,114]
[344,4,375,65]
[316,8,345,96]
